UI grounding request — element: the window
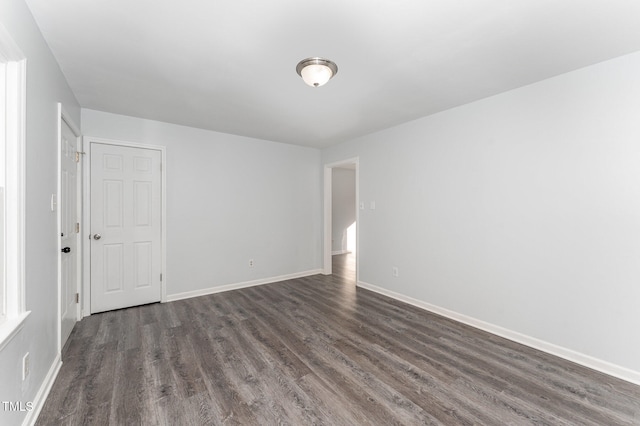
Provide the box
[0,23,27,349]
[1,61,6,324]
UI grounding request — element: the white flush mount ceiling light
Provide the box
[296,57,338,87]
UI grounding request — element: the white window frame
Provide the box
[0,23,29,351]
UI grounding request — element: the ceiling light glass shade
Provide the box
[301,64,333,87]
[296,57,338,87]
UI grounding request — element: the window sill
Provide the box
[0,311,31,352]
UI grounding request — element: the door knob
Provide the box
[61,247,71,253]
[93,233,102,240]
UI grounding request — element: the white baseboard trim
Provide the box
[166,269,324,302]
[331,250,351,255]
[23,353,62,426]
[357,280,640,387]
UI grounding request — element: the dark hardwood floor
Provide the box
[37,253,640,425]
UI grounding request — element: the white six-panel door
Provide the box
[60,117,78,347]
[90,143,162,313]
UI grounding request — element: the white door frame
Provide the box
[57,103,81,353]
[82,137,167,316]
[323,157,359,282]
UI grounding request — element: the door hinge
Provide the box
[75,222,80,233]
[75,293,79,303]
[75,151,86,162]
[160,273,163,282]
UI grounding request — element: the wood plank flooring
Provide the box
[37,254,640,425]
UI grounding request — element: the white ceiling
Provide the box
[25,0,640,148]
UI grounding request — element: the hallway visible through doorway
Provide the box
[332,252,355,284]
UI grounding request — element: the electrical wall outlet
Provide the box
[22,352,30,381]
[249,259,254,267]
[392,266,399,277]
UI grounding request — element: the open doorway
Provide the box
[323,158,358,284]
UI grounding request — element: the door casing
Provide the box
[82,137,167,316]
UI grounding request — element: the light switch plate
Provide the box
[50,194,57,212]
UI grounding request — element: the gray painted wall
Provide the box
[0,0,81,424]
[331,168,356,253]
[82,110,323,298]
[323,50,640,375]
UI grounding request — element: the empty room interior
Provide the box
[2,0,640,424]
